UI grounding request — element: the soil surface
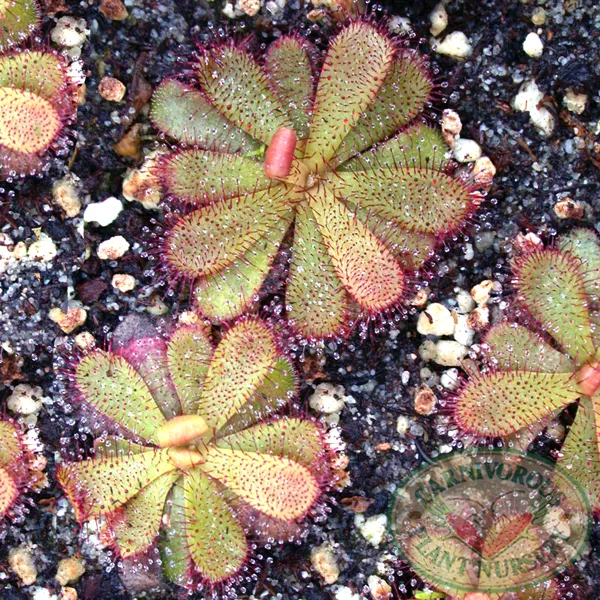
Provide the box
[1,0,600,599]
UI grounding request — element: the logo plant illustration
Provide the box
[0,418,31,522]
[150,21,485,339]
[0,0,78,179]
[453,228,600,514]
[57,317,331,589]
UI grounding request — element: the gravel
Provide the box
[1,0,599,598]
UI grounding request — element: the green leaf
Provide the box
[57,447,176,519]
[304,22,394,172]
[167,324,213,415]
[309,185,405,312]
[159,479,194,587]
[164,186,290,280]
[286,203,351,339]
[111,471,180,557]
[183,470,248,584]
[193,205,293,320]
[340,123,447,173]
[217,417,325,470]
[217,357,297,435]
[161,149,272,205]
[149,79,258,153]
[454,370,581,437]
[0,51,67,104]
[197,45,291,146]
[94,436,145,459]
[483,322,574,373]
[200,446,320,521]
[198,319,278,431]
[75,350,167,444]
[556,394,600,514]
[514,249,595,365]
[559,228,600,299]
[333,165,476,235]
[559,228,600,347]
[264,37,314,141]
[0,0,40,50]
[334,54,434,166]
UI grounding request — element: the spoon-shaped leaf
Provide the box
[75,350,167,443]
[304,22,394,172]
[513,249,595,365]
[454,370,581,437]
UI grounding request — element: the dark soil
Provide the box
[1,0,599,599]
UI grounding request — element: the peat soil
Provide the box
[1,0,600,599]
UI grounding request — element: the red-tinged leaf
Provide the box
[334,54,434,166]
[111,471,181,557]
[57,446,177,519]
[286,202,351,338]
[75,350,167,444]
[454,370,581,437]
[556,395,600,514]
[333,165,476,235]
[164,186,290,280]
[264,37,314,141]
[0,51,73,177]
[200,446,320,521]
[514,249,596,365]
[197,45,291,146]
[149,79,258,153]
[197,319,278,431]
[0,465,18,519]
[0,87,61,156]
[161,149,272,205]
[309,185,405,312]
[166,323,213,415]
[217,417,325,471]
[304,22,394,172]
[0,420,25,518]
[483,322,574,373]
[183,470,248,584]
[351,206,436,270]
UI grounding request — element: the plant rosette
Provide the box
[453,228,600,515]
[58,317,332,590]
[150,20,489,339]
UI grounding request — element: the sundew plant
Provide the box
[453,228,600,515]
[150,20,487,339]
[0,0,78,179]
[58,317,332,591]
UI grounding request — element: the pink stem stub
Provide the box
[577,361,600,397]
[264,127,297,179]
